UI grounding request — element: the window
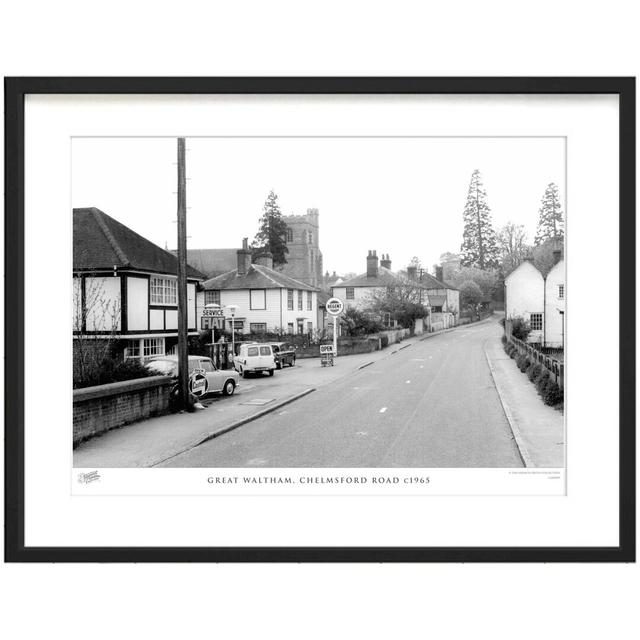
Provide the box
[530,313,543,331]
[431,306,443,313]
[346,287,355,300]
[125,338,165,360]
[307,322,313,332]
[204,290,220,305]
[250,289,266,310]
[199,360,215,372]
[250,323,267,333]
[308,231,313,244]
[126,339,140,359]
[307,292,312,310]
[558,284,564,300]
[286,228,293,242]
[287,289,294,310]
[298,290,303,311]
[247,346,259,357]
[143,338,165,357]
[150,277,177,305]
[259,346,271,356]
[287,323,294,334]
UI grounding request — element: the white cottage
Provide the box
[504,253,565,347]
[201,239,320,336]
[73,207,204,360]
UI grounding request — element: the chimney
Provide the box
[435,266,444,283]
[380,253,392,270]
[552,249,562,265]
[237,237,252,276]
[407,265,417,281]
[254,251,273,269]
[366,250,379,278]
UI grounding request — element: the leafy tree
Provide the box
[534,183,564,245]
[340,307,385,336]
[532,237,563,276]
[364,284,428,329]
[459,280,483,309]
[498,222,531,274]
[251,190,289,267]
[460,169,500,270]
[449,266,497,298]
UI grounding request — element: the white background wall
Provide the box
[216,288,317,333]
[332,285,384,309]
[545,260,566,347]
[127,276,148,331]
[3,4,638,640]
[505,262,545,341]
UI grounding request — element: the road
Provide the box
[160,320,523,468]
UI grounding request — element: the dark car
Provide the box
[271,342,296,369]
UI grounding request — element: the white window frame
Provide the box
[250,289,267,310]
[287,289,294,310]
[150,276,177,305]
[125,337,166,360]
[530,313,543,331]
[307,292,312,311]
[346,287,355,300]
[558,284,564,300]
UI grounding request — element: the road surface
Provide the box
[160,320,523,467]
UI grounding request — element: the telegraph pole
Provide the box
[176,137,190,410]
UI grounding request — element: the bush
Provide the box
[74,356,156,389]
[542,379,564,407]
[516,353,530,372]
[509,316,531,341]
[508,345,517,359]
[527,363,543,382]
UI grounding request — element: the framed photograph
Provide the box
[4,77,635,562]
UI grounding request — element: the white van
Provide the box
[234,343,276,378]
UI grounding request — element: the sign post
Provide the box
[325,297,344,359]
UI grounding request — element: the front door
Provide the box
[297,319,304,334]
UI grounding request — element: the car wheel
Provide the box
[268,369,275,376]
[222,380,235,396]
[276,361,282,370]
[291,357,296,367]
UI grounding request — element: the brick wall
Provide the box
[73,376,172,447]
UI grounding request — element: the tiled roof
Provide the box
[73,207,205,279]
[418,272,458,291]
[335,267,416,288]
[203,264,319,292]
[185,248,238,278]
[336,267,434,290]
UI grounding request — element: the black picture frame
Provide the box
[4,77,635,563]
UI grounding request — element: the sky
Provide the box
[72,136,565,275]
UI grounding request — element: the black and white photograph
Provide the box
[71,135,566,476]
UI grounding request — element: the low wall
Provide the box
[73,376,173,447]
[295,328,411,359]
[507,335,564,389]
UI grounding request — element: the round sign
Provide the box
[189,372,208,397]
[326,297,344,316]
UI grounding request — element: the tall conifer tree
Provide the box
[252,190,289,267]
[460,169,499,270]
[534,183,564,245]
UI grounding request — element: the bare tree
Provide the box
[498,222,531,274]
[73,275,122,387]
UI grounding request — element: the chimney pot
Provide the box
[237,238,252,276]
[366,250,379,278]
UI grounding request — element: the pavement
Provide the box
[484,335,565,468]
[73,327,451,468]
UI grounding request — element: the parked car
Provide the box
[145,355,239,397]
[270,342,296,369]
[234,343,276,377]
